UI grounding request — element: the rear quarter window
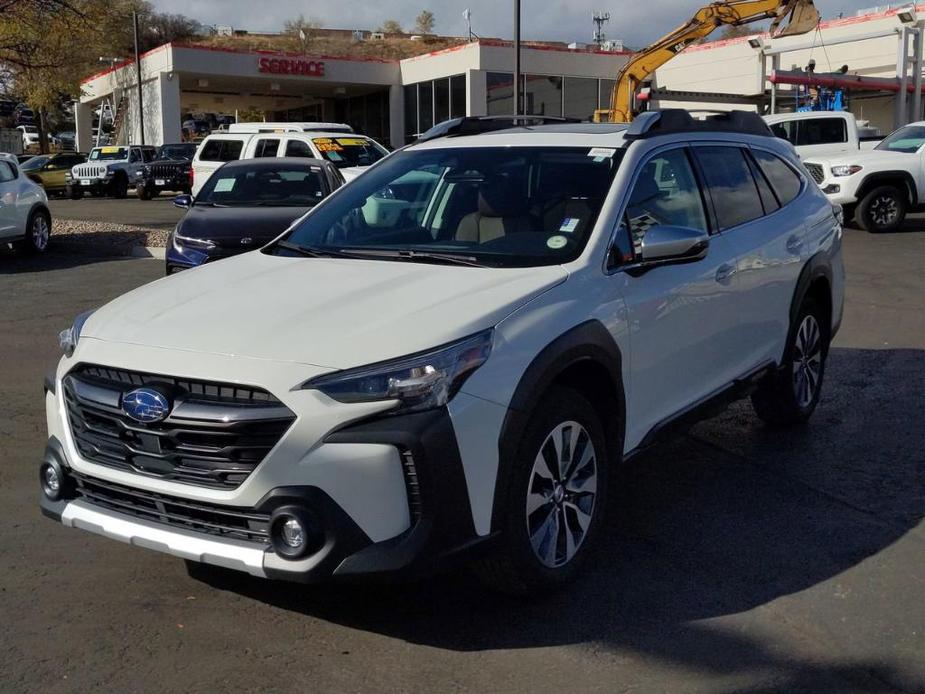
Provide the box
[199,139,245,162]
[752,149,803,206]
[694,146,765,230]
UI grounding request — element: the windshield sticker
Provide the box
[547,235,568,250]
[312,138,333,144]
[213,178,236,193]
[559,217,580,233]
[588,147,616,159]
[101,146,122,154]
[336,138,368,146]
[316,142,344,152]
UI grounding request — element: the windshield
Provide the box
[279,146,623,268]
[197,164,328,207]
[89,147,128,161]
[312,137,387,168]
[875,125,925,153]
[20,155,49,171]
[157,144,197,161]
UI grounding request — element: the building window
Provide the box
[434,78,450,125]
[404,84,418,139]
[418,81,434,133]
[450,74,466,118]
[523,75,562,117]
[564,77,599,121]
[487,72,515,115]
[599,79,615,111]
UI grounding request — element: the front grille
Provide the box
[73,473,270,544]
[399,449,424,523]
[73,164,108,179]
[150,162,188,178]
[64,364,295,490]
[805,163,825,184]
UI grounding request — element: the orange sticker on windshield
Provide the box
[316,143,344,152]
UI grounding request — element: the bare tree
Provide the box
[414,10,435,35]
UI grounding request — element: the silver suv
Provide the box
[67,145,156,199]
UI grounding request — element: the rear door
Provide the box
[693,144,810,371]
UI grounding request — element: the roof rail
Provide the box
[624,109,773,141]
[416,115,582,142]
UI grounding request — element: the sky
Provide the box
[149,0,890,46]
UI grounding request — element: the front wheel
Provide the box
[111,175,128,199]
[475,386,609,595]
[752,297,829,426]
[136,185,151,201]
[67,185,82,200]
[856,185,906,233]
[20,210,51,253]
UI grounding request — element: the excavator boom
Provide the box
[594,0,820,123]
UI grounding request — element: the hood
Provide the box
[805,148,912,169]
[176,205,310,245]
[83,251,568,368]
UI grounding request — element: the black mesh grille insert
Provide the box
[805,163,825,185]
[73,473,270,544]
[64,364,295,490]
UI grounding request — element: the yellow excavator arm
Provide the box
[594,0,820,123]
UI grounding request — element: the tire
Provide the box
[475,386,610,595]
[67,185,82,200]
[111,175,128,199]
[20,209,51,254]
[751,297,829,426]
[136,185,151,201]
[841,204,856,227]
[856,185,906,233]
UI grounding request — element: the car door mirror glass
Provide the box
[638,225,710,263]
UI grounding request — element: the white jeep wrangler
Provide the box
[66,145,156,199]
[804,121,925,232]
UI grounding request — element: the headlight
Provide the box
[831,165,863,177]
[58,309,95,357]
[172,229,215,250]
[305,329,493,413]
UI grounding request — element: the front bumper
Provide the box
[67,177,114,194]
[42,390,487,583]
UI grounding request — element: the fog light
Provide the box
[281,518,305,548]
[40,462,62,500]
[270,508,321,559]
[822,184,841,195]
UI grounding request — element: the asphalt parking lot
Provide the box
[1,227,923,693]
[48,195,185,229]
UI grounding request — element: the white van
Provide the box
[191,130,389,195]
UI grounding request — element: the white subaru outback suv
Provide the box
[40,111,844,593]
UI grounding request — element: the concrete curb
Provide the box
[129,246,167,259]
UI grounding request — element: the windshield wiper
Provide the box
[332,248,488,267]
[273,240,373,259]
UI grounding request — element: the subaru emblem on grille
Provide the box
[121,387,171,423]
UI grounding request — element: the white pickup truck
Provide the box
[803,121,925,232]
[764,111,881,159]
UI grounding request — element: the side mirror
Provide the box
[173,194,193,209]
[638,225,710,263]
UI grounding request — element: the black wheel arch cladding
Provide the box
[491,319,626,533]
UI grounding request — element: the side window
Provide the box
[142,148,156,162]
[694,146,765,230]
[199,139,223,161]
[285,140,314,158]
[199,139,244,162]
[770,120,796,145]
[625,148,707,248]
[798,118,847,146]
[745,151,779,215]
[0,161,15,182]
[752,149,803,206]
[129,149,139,163]
[253,139,279,158]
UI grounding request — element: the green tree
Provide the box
[379,19,403,35]
[414,10,435,35]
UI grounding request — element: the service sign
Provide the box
[258,58,325,77]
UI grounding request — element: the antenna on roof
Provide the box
[592,11,610,47]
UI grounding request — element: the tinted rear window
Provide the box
[199,139,245,162]
[752,149,802,206]
[695,147,764,230]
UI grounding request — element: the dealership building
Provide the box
[75,39,629,150]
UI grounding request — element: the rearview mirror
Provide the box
[173,194,193,209]
[639,225,710,263]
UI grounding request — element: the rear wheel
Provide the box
[856,185,906,233]
[475,386,609,595]
[18,209,51,254]
[752,297,829,426]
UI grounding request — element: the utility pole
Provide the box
[133,10,145,145]
[513,0,521,116]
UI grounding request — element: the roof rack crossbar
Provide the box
[624,109,773,141]
[417,115,583,142]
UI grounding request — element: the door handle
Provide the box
[786,235,804,254]
[715,263,736,285]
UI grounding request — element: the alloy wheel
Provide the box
[525,420,598,568]
[792,314,822,408]
[31,215,49,251]
[870,196,898,227]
